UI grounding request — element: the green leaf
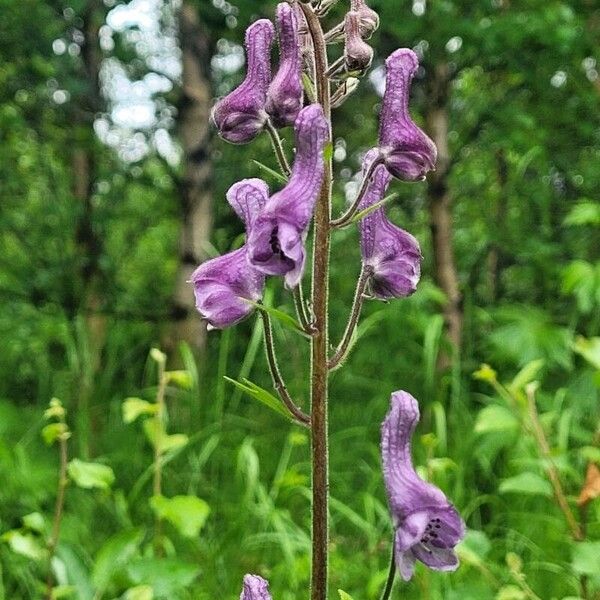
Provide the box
[223,376,293,422]
[122,397,156,424]
[251,159,287,184]
[571,541,600,576]
[499,473,553,497]
[1,530,47,561]
[349,193,398,224]
[165,370,193,389]
[509,359,544,393]
[338,591,355,600]
[22,512,45,533]
[91,528,144,592]
[149,348,166,365]
[50,585,76,599]
[56,543,94,600]
[457,530,491,567]
[474,405,519,435]
[150,495,210,538]
[124,586,153,600]
[244,299,309,338]
[563,202,600,226]
[126,559,198,596]
[67,459,115,490]
[496,585,528,600]
[323,142,334,161]
[42,422,69,445]
[573,336,600,370]
[142,420,188,453]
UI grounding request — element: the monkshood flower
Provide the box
[247,104,328,288]
[211,19,274,144]
[343,11,374,74]
[381,391,465,581]
[240,574,272,600]
[191,179,269,329]
[378,49,437,181]
[359,150,421,299]
[265,3,303,128]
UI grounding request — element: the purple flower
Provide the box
[379,49,437,181]
[191,179,269,329]
[265,3,303,128]
[240,574,272,600]
[351,0,380,38]
[381,391,465,581]
[343,11,373,74]
[211,19,274,144]
[247,104,328,288]
[359,150,421,299]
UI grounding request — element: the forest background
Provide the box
[1,0,599,598]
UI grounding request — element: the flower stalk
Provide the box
[260,310,311,427]
[299,3,332,598]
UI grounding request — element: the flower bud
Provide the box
[379,49,437,181]
[343,11,374,74]
[240,574,272,600]
[265,3,304,128]
[211,19,274,144]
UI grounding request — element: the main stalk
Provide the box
[300,4,332,599]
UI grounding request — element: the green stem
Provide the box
[328,266,371,370]
[260,311,311,427]
[300,4,332,599]
[265,118,291,177]
[45,424,69,600]
[379,543,396,600]
[153,359,167,556]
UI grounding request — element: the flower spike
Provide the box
[240,574,272,600]
[378,49,437,181]
[266,3,304,128]
[381,391,466,581]
[247,104,329,288]
[211,19,275,144]
[359,150,421,299]
[191,180,269,329]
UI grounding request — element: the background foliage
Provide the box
[0,0,599,598]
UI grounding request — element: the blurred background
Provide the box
[1,0,599,598]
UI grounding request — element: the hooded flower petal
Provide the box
[226,178,270,227]
[247,104,328,288]
[191,180,268,329]
[379,49,437,181]
[211,19,274,144]
[265,3,304,128]
[191,248,265,329]
[240,574,272,600]
[381,391,466,581]
[343,11,373,74]
[358,150,421,300]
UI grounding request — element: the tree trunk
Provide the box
[73,0,105,458]
[426,63,462,357]
[170,2,213,352]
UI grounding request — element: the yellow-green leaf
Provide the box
[150,495,210,538]
[68,459,115,490]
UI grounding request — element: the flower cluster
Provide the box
[192,0,465,594]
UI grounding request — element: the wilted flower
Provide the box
[325,0,379,42]
[211,19,275,143]
[343,11,374,74]
[359,150,421,299]
[191,179,269,329]
[247,104,328,288]
[381,391,465,581]
[240,574,272,600]
[265,3,304,128]
[378,49,437,181]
